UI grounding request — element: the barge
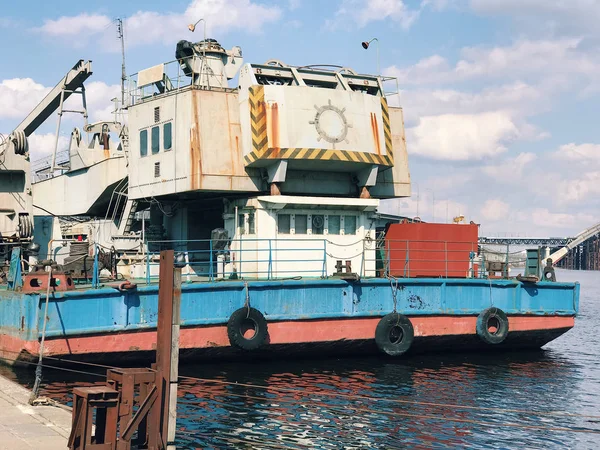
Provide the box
[0,36,579,364]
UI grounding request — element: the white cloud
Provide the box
[0,78,50,119]
[28,133,70,158]
[399,81,548,125]
[470,0,600,37]
[380,193,469,223]
[385,38,594,86]
[35,0,282,50]
[482,152,537,181]
[328,0,420,30]
[553,143,600,162]
[481,199,510,222]
[555,171,600,204]
[530,208,596,230]
[36,13,111,37]
[407,111,520,160]
[288,0,301,10]
[80,81,121,123]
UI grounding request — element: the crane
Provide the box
[548,222,600,265]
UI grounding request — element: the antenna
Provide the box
[116,18,126,108]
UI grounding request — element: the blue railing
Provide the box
[143,238,331,283]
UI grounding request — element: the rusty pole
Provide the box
[152,250,181,449]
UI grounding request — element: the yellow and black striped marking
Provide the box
[249,86,268,155]
[381,97,394,165]
[244,147,393,166]
[246,85,394,167]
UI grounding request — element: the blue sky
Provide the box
[1,0,598,237]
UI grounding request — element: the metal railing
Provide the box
[142,238,331,284]
[59,237,537,287]
[126,55,236,107]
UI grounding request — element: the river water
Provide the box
[1,268,598,449]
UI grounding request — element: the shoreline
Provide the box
[0,375,71,449]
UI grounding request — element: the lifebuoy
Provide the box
[476,308,509,344]
[227,307,268,351]
[375,313,414,356]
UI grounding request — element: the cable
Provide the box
[0,355,106,378]
[177,375,600,420]
[181,388,600,436]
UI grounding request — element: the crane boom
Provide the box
[548,222,600,265]
[14,60,92,137]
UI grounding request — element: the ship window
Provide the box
[248,212,255,235]
[328,215,340,235]
[344,216,357,235]
[140,130,148,157]
[278,214,290,234]
[294,215,307,234]
[164,122,172,151]
[312,215,324,235]
[151,126,160,154]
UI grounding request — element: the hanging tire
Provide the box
[375,313,414,356]
[227,307,269,351]
[476,308,509,345]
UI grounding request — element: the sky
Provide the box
[0,0,598,238]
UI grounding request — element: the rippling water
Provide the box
[2,269,598,449]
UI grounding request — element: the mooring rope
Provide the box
[28,267,52,404]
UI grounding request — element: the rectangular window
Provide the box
[151,126,160,154]
[238,214,245,235]
[278,214,290,234]
[164,122,172,151]
[140,130,148,157]
[248,212,255,234]
[344,215,357,235]
[328,215,341,235]
[295,214,307,234]
[312,214,324,235]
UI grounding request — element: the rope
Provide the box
[389,275,400,313]
[244,281,250,318]
[28,266,52,404]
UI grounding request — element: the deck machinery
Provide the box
[28,37,410,279]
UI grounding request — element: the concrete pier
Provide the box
[0,375,70,449]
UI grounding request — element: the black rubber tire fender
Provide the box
[227,307,269,351]
[476,307,509,345]
[375,313,414,356]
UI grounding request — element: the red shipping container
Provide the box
[384,223,478,278]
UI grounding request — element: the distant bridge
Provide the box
[478,237,572,246]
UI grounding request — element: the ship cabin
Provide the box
[39,38,412,281]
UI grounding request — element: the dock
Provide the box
[0,375,70,449]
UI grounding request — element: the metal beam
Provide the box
[14,60,92,137]
[479,237,572,246]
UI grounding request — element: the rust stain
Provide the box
[371,113,381,156]
[190,91,203,190]
[103,149,110,159]
[267,102,281,156]
[20,316,24,332]
[128,346,140,351]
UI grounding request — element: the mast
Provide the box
[117,18,126,107]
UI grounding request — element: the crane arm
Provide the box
[548,222,600,265]
[14,60,92,137]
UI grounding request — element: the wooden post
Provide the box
[153,250,181,449]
